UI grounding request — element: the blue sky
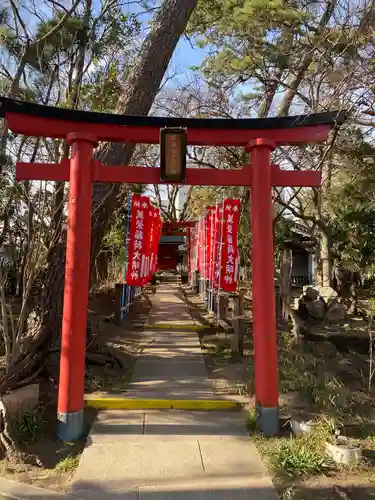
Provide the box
[172,36,207,77]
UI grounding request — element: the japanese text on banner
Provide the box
[148,208,162,279]
[219,199,240,292]
[211,203,222,288]
[204,206,215,281]
[126,195,149,286]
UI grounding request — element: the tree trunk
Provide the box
[282,301,308,341]
[320,228,332,287]
[348,271,360,315]
[90,0,198,272]
[280,247,292,322]
[95,250,109,283]
[277,0,338,116]
[0,0,198,390]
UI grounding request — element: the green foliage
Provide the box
[247,407,257,431]
[55,455,80,472]
[274,218,294,250]
[329,199,375,273]
[103,186,147,278]
[2,2,140,112]
[80,60,126,113]
[11,410,45,444]
[188,0,305,91]
[272,435,329,477]
[0,77,36,101]
[3,14,85,73]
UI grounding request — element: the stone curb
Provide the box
[0,479,69,499]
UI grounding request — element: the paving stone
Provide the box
[73,441,204,489]
[199,439,267,476]
[138,478,279,500]
[74,285,278,499]
[143,410,248,437]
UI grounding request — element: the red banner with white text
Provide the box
[197,218,204,277]
[148,207,162,279]
[126,195,162,287]
[209,207,217,284]
[126,195,148,286]
[219,199,240,292]
[205,206,215,280]
[211,203,222,288]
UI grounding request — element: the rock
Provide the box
[326,301,346,322]
[291,419,319,436]
[303,286,319,300]
[326,438,363,466]
[305,299,325,319]
[3,384,39,417]
[317,285,338,305]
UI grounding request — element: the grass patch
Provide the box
[252,419,333,478]
[200,339,231,360]
[11,410,46,444]
[215,342,231,359]
[275,331,375,423]
[272,437,330,477]
[247,407,257,431]
[55,455,80,472]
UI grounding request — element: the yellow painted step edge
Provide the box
[143,324,208,330]
[84,397,240,410]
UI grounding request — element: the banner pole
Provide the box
[216,197,224,329]
[122,192,132,321]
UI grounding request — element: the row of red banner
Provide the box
[126,194,162,286]
[189,198,240,292]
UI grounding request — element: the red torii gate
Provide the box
[161,220,196,277]
[0,98,346,440]
[161,220,196,236]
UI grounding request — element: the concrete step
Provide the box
[72,477,278,500]
[72,410,277,499]
[86,410,249,441]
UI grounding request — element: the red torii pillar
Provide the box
[2,99,345,439]
[248,139,278,435]
[57,133,97,440]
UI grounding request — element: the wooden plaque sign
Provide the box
[160,128,187,182]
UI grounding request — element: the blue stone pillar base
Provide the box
[256,404,279,437]
[57,409,84,441]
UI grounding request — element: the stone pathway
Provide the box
[125,286,213,400]
[71,284,278,500]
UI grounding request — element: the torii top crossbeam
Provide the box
[1,98,345,146]
[0,97,346,188]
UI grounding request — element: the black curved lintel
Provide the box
[0,97,347,130]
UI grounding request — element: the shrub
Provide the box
[12,410,45,444]
[272,437,329,476]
